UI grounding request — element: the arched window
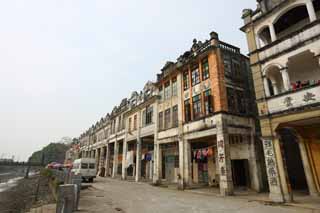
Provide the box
[258,26,272,47]
[274,5,309,38]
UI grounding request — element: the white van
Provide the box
[72,158,97,182]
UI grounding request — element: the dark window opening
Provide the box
[164,109,171,129]
[172,105,178,128]
[145,105,153,125]
[158,112,163,130]
[183,71,189,90]
[274,6,309,36]
[202,59,209,80]
[259,27,272,46]
[192,95,202,119]
[204,90,213,115]
[184,100,191,122]
[191,66,200,86]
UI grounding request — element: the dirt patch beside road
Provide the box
[0,175,55,213]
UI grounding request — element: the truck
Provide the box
[72,158,96,182]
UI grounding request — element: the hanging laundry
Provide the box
[196,150,202,160]
[207,148,214,157]
[202,149,208,157]
[145,153,152,161]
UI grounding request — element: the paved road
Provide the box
[78,177,316,213]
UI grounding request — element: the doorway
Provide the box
[232,160,249,187]
[280,128,308,192]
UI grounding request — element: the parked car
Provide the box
[72,158,96,182]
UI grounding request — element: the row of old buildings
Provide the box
[67,0,320,203]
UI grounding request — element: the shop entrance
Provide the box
[161,143,179,183]
[279,128,308,192]
[190,137,216,186]
[231,160,249,187]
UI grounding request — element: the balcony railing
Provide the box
[266,84,320,115]
[258,20,320,62]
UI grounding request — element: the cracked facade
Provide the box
[241,0,320,202]
[71,30,267,196]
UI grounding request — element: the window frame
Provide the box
[183,71,189,91]
[202,58,209,80]
[164,108,171,129]
[192,95,202,119]
[191,66,200,86]
[172,105,178,128]
[172,77,177,97]
[164,81,171,100]
[184,99,191,123]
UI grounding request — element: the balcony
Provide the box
[266,84,320,115]
[258,20,320,62]
[263,49,320,115]
[256,1,320,62]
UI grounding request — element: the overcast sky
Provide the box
[0,0,256,161]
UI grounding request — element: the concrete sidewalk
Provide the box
[77,177,318,213]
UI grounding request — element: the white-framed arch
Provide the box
[271,1,309,25]
[253,0,317,46]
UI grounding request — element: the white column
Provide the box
[112,141,119,178]
[135,138,142,182]
[153,142,161,184]
[262,138,285,202]
[184,140,192,186]
[122,139,128,180]
[269,24,277,42]
[281,68,291,91]
[216,114,234,196]
[274,137,293,202]
[272,81,279,95]
[178,138,185,189]
[306,0,317,22]
[264,77,271,97]
[298,140,319,197]
[255,33,261,49]
[105,144,110,177]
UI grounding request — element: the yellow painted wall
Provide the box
[308,140,320,192]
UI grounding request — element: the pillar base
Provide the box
[177,180,186,190]
[219,180,234,196]
[269,192,285,203]
[309,192,320,197]
[220,188,234,196]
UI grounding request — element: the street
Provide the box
[78,177,316,213]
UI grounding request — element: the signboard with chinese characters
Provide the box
[262,139,279,186]
[267,86,320,114]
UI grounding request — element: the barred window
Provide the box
[159,86,163,101]
[128,117,132,132]
[164,109,171,129]
[183,71,189,90]
[164,81,171,100]
[204,89,213,115]
[202,59,209,80]
[172,105,178,128]
[192,95,202,119]
[146,106,153,125]
[158,112,163,130]
[133,114,137,130]
[191,66,200,86]
[224,54,232,76]
[184,100,191,122]
[172,77,177,97]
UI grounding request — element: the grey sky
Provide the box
[0,0,256,161]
